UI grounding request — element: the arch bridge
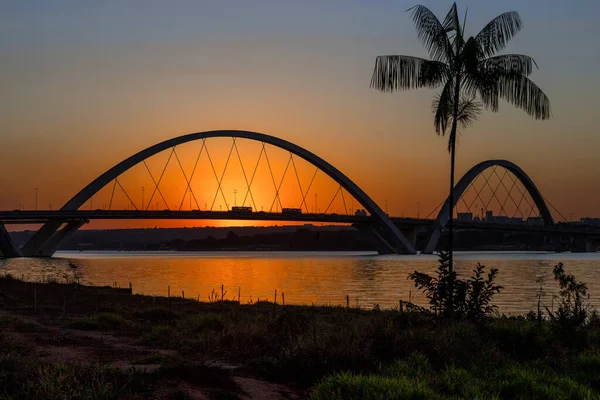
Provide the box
[1,130,595,257]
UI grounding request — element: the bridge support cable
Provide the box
[290,155,306,211]
[108,179,117,210]
[490,166,522,217]
[173,147,202,211]
[480,167,507,216]
[262,144,283,212]
[340,187,349,215]
[142,160,170,211]
[462,180,485,216]
[174,140,205,211]
[424,199,445,220]
[505,172,534,219]
[241,143,265,209]
[495,170,521,218]
[512,180,537,219]
[543,196,568,223]
[206,139,234,211]
[145,148,175,211]
[233,138,258,211]
[324,186,342,214]
[269,153,292,213]
[299,167,318,213]
[115,178,138,211]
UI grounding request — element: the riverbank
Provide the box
[1,275,599,399]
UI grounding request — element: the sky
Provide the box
[1,0,599,229]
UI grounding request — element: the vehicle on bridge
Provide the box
[282,208,302,215]
[231,206,253,213]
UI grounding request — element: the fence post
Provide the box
[129,281,132,294]
[221,284,224,301]
[238,287,241,304]
[282,292,285,306]
[274,289,277,304]
[182,290,185,299]
[168,285,171,320]
[346,295,349,308]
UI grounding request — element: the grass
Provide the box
[69,312,127,330]
[310,357,598,399]
[1,275,600,398]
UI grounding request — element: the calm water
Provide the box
[2,251,600,315]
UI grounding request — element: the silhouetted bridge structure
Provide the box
[1,130,599,257]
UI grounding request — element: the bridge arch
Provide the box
[22,130,417,256]
[423,159,554,254]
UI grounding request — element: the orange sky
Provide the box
[1,1,599,230]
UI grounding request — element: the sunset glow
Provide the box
[1,0,599,229]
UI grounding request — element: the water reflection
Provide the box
[1,251,599,315]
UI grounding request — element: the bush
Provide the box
[408,251,502,319]
[547,263,592,329]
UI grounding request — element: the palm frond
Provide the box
[481,54,537,76]
[443,3,463,50]
[463,72,500,113]
[456,97,483,130]
[432,79,454,135]
[497,73,551,119]
[475,11,523,58]
[370,55,449,92]
[408,5,453,62]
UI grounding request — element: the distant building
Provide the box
[493,216,510,224]
[526,217,544,226]
[457,212,473,221]
[581,218,600,226]
[354,209,367,216]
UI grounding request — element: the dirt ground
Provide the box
[0,278,304,400]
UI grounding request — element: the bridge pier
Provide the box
[38,220,88,257]
[354,223,415,255]
[20,220,65,257]
[0,223,22,257]
[572,236,600,253]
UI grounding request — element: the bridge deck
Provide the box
[1,210,598,236]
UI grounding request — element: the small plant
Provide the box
[408,252,502,319]
[207,287,227,303]
[546,263,591,329]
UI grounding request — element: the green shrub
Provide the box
[69,312,126,330]
[408,251,502,319]
[309,372,433,400]
[547,263,592,329]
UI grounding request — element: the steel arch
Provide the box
[423,159,554,254]
[22,130,417,256]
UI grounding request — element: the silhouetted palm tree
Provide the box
[371,3,550,269]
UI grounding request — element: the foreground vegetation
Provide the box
[1,264,600,399]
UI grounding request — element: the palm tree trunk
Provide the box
[448,75,461,273]
[446,74,461,319]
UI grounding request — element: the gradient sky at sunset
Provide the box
[1,0,599,229]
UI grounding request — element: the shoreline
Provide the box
[1,275,599,398]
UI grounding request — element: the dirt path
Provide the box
[0,310,302,399]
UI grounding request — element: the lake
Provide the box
[2,251,600,315]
